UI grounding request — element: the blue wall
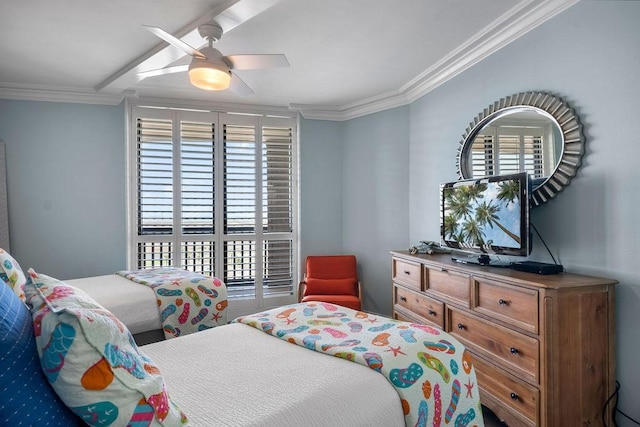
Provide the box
[298,118,345,258]
[299,106,410,315]
[341,107,410,314]
[0,100,126,279]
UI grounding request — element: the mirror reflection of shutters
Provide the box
[523,134,544,179]
[470,126,545,178]
[496,134,521,175]
[470,133,495,177]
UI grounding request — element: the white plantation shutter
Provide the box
[137,117,173,235]
[223,118,258,299]
[263,239,293,297]
[223,123,256,235]
[129,106,297,312]
[181,121,215,235]
[180,119,216,275]
[261,125,294,297]
[262,126,293,232]
[224,239,256,298]
[136,115,174,267]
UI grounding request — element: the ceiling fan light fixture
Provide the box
[188,63,231,91]
[142,23,288,95]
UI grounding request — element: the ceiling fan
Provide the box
[138,22,289,96]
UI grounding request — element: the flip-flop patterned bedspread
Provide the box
[235,302,484,427]
[117,267,228,339]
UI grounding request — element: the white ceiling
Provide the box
[0,0,577,120]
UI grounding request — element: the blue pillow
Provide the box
[0,282,80,426]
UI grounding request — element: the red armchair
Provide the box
[298,255,362,311]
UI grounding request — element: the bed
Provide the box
[66,267,228,345]
[141,321,407,426]
[1,250,484,427]
[65,274,165,344]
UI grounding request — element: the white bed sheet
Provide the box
[142,322,405,427]
[66,274,162,335]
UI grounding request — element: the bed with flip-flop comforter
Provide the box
[142,302,485,427]
[67,267,228,345]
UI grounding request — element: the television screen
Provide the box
[440,172,531,261]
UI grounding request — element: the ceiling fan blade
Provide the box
[224,54,289,70]
[137,65,189,79]
[143,25,206,59]
[229,73,254,96]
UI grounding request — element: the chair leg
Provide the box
[298,281,306,303]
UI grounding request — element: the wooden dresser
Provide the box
[391,250,616,426]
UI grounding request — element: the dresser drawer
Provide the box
[474,356,538,426]
[425,265,470,307]
[393,309,419,323]
[447,308,539,384]
[392,257,422,291]
[473,278,539,334]
[394,286,444,329]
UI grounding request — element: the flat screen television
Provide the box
[440,171,531,266]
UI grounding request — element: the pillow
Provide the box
[304,277,357,296]
[0,248,27,302]
[24,269,188,427]
[0,281,81,426]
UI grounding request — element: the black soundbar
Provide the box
[510,261,564,275]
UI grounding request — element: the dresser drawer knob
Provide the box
[403,270,411,275]
[399,296,407,302]
[499,299,507,306]
[440,268,448,273]
[428,309,436,316]
[457,323,465,330]
[510,392,519,401]
[510,347,519,355]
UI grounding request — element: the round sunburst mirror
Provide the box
[456,91,585,207]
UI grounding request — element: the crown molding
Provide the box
[128,93,297,117]
[0,83,123,105]
[291,90,410,122]
[296,0,579,121]
[401,0,579,102]
[0,83,296,117]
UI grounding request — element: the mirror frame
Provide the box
[456,91,585,207]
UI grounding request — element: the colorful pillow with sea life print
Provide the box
[24,269,188,427]
[0,248,27,301]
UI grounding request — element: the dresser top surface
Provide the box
[391,251,618,289]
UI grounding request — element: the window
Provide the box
[128,106,298,313]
